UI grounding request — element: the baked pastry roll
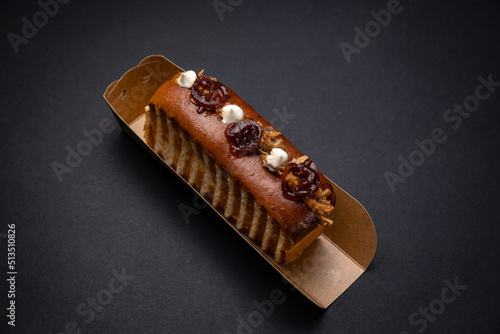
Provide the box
[144,70,335,264]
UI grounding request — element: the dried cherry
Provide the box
[225,120,263,156]
[281,159,320,200]
[191,75,229,111]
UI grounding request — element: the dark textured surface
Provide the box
[1,0,500,333]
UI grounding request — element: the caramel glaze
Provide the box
[149,80,334,244]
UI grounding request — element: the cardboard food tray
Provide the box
[103,55,377,308]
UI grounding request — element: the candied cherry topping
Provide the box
[225,120,263,157]
[191,75,230,111]
[281,159,320,201]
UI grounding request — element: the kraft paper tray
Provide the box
[103,55,377,308]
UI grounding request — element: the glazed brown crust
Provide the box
[149,80,333,243]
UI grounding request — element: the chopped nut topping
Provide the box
[283,155,334,226]
[290,155,309,165]
[303,188,334,226]
[259,126,288,174]
[260,126,284,152]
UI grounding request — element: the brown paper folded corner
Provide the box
[103,55,377,308]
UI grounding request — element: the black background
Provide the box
[2,0,500,333]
